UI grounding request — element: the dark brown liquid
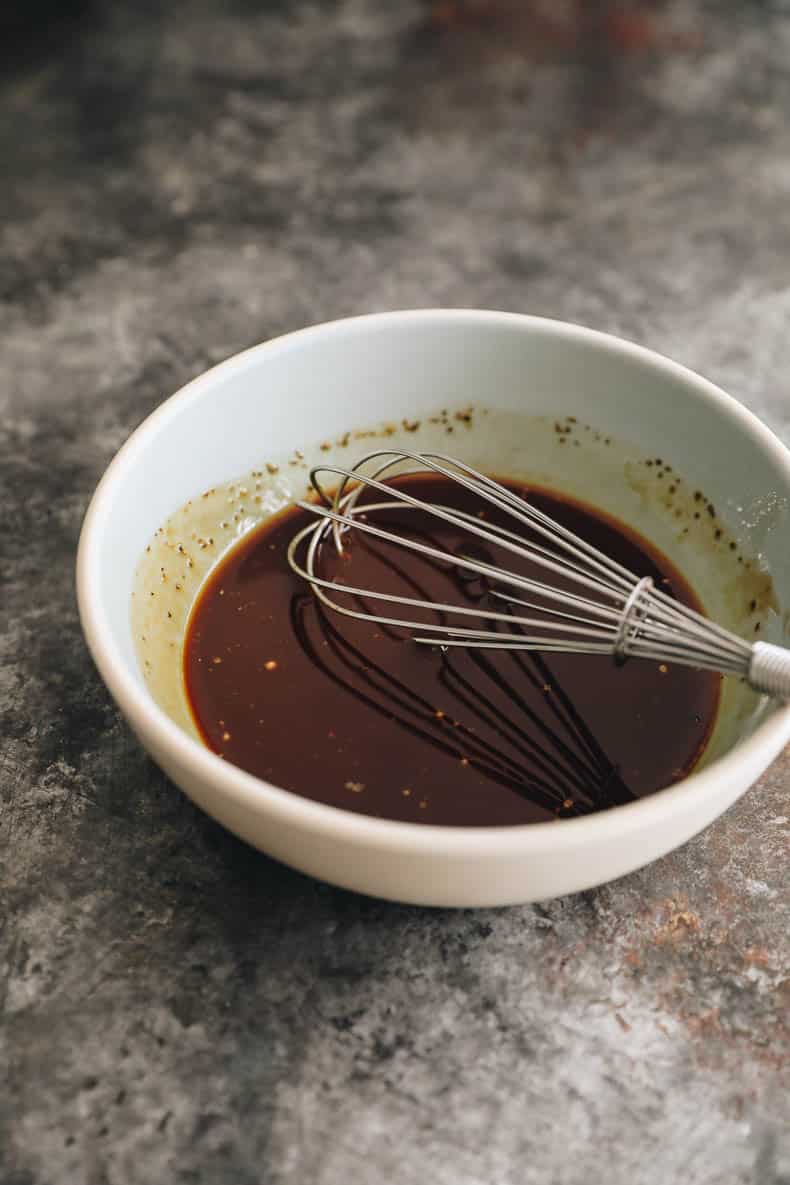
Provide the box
[184,476,720,825]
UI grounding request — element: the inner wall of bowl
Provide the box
[133,432,784,773]
[107,316,790,776]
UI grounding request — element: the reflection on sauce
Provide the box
[184,475,720,826]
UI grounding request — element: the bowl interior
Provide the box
[87,313,790,793]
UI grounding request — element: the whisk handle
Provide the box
[748,642,790,699]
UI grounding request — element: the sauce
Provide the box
[184,475,720,825]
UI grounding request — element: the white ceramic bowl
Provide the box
[77,310,790,906]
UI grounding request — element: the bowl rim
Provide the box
[76,308,790,855]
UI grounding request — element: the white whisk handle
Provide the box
[748,642,790,699]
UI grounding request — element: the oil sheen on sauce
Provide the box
[184,475,720,826]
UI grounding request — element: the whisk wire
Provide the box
[288,449,790,698]
[317,450,641,596]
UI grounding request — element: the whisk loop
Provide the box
[613,576,654,665]
[286,450,790,699]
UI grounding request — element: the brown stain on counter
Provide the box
[614,887,790,1073]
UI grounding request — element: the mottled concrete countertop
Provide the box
[1,2,788,1182]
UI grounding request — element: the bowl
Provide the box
[77,310,790,906]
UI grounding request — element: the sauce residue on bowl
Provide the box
[183,475,720,825]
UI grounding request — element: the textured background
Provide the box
[2,2,789,1182]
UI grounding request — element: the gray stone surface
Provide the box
[2,1,789,1182]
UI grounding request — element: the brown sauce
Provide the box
[184,475,720,826]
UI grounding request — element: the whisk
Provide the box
[286,450,790,699]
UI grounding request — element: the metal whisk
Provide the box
[287,450,790,699]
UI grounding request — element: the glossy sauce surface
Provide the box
[184,476,720,825]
